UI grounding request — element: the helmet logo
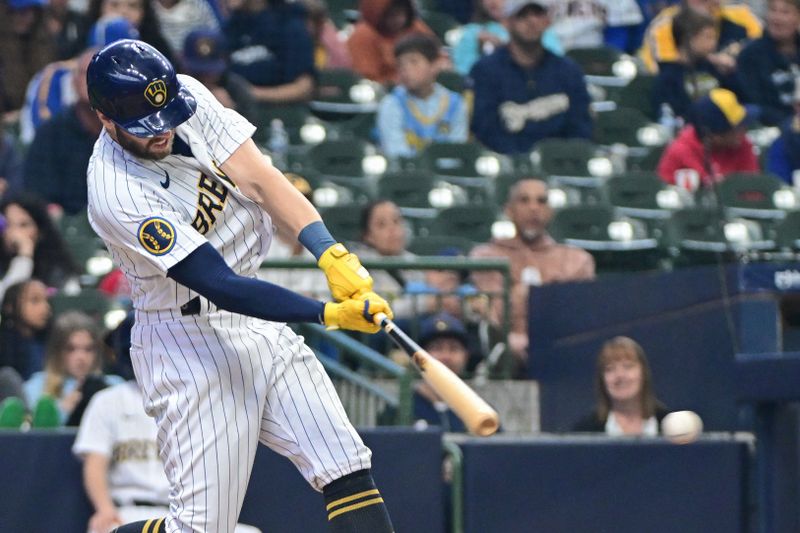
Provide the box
[144,80,168,107]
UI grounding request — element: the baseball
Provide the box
[661,410,703,444]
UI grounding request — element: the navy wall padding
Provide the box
[528,264,784,432]
[0,428,444,533]
[459,436,749,533]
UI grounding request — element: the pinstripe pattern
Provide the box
[90,75,372,532]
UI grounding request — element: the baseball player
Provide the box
[85,39,395,533]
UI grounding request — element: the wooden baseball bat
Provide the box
[373,312,500,436]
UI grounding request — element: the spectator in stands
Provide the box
[737,0,800,126]
[470,179,595,370]
[46,0,89,60]
[0,280,51,380]
[19,16,138,144]
[24,311,122,426]
[573,336,669,435]
[0,194,80,289]
[0,133,24,197]
[225,0,315,104]
[152,0,219,57]
[380,312,471,431]
[260,173,328,297]
[347,0,436,84]
[657,88,759,187]
[0,0,58,120]
[377,33,468,158]
[437,0,476,24]
[453,0,563,75]
[640,0,762,73]
[24,48,103,215]
[72,314,261,533]
[652,7,740,123]
[350,199,424,319]
[302,0,352,70]
[0,206,36,303]
[766,83,800,184]
[179,29,256,121]
[547,0,644,53]
[84,0,175,63]
[469,0,592,155]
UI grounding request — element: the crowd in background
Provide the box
[0,0,795,430]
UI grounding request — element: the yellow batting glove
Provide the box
[323,292,393,333]
[318,243,373,301]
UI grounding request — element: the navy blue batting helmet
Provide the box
[87,39,197,137]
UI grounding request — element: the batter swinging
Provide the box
[85,39,395,533]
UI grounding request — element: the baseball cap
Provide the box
[419,312,469,349]
[87,16,140,47]
[503,0,548,18]
[689,88,757,134]
[182,29,227,76]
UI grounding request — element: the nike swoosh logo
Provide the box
[161,171,170,189]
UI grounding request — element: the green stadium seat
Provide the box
[376,171,437,209]
[605,173,689,218]
[58,210,104,273]
[614,75,657,120]
[420,141,500,202]
[594,107,667,148]
[775,211,800,251]
[319,205,365,244]
[549,205,662,272]
[408,235,475,256]
[308,140,385,196]
[252,104,314,145]
[49,288,112,322]
[567,46,625,77]
[0,397,25,429]
[428,205,497,242]
[420,11,461,45]
[716,172,788,219]
[436,70,467,93]
[311,68,383,121]
[31,396,60,428]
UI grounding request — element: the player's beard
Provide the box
[114,125,174,161]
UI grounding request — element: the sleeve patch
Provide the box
[138,217,177,256]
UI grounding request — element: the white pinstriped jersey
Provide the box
[86,74,273,312]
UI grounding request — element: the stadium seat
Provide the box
[421,141,501,203]
[549,205,662,272]
[377,171,437,209]
[436,70,467,93]
[663,208,774,266]
[58,210,104,273]
[0,397,25,429]
[408,235,475,256]
[605,173,690,218]
[716,173,789,219]
[49,288,112,322]
[311,68,383,121]
[614,75,657,120]
[31,396,60,428]
[308,139,386,191]
[594,107,667,148]
[319,205,365,244]
[428,205,497,243]
[775,211,800,251]
[567,46,625,76]
[420,11,461,45]
[533,138,608,179]
[253,104,315,146]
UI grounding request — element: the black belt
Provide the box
[180,296,201,316]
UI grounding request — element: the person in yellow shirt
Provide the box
[640,0,762,72]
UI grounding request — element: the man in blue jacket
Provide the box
[469,0,592,155]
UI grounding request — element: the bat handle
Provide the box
[372,312,389,327]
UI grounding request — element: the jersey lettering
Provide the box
[192,173,229,235]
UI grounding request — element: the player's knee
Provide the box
[110,517,166,533]
[323,469,394,533]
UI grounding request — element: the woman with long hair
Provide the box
[24,311,122,425]
[0,279,51,380]
[83,0,174,63]
[573,336,668,435]
[0,194,79,290]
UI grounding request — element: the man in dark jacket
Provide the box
[469,0,592,154]
[737,0,800,126]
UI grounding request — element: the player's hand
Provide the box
[323,291,393,333]
[318,243,373,301]
[88,507,122,533]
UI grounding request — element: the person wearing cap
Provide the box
[180,29,256,122]
[765,82,800,184]
[23,48,103,215]
[657,87,760,186]
[0,0,58,119]
[469,0,593,155]
[380,312,471,432]
[640,0,762,74]
[19,16,139,144]
[737,0,800,126]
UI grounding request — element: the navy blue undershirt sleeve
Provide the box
[167,242,325,323]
